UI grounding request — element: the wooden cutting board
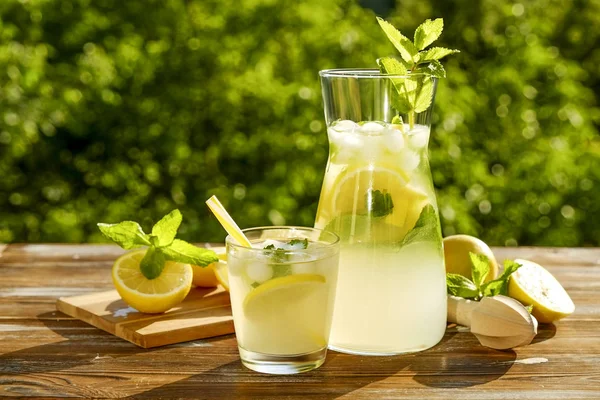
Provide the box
[56,286,234,348]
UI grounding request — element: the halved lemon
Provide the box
[443,234,499,282]
[243,274,326,318]
[508,259,575,323]
[112,249,193,314]
[192,247,227,288]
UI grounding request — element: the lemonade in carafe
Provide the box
[315,17,459,355]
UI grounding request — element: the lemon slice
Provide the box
[212,255,230,291]
[322,165,428,241]
[112,249,193,314]
[330,165,409,218]
[192,247,226,288]
[243,274,326,317]
[508,259,575,323]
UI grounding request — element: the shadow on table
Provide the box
[532,323,557,344]
[411,330,516,388]
[0,311,157,377]
[136,329,511,398]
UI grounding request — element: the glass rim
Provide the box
[319,68,435,80]
[225,226,340,252]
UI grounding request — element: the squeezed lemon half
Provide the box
[112,249,193,314]
[509,258,575,323]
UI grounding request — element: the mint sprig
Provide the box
[376,17,459,129]
[446,254,523,300]
[400,204,440,248]
[98,209,218,280]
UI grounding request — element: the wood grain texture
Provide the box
[56,287,234,348]
[1,244,599,399]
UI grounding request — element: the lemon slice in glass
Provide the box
[508,259,575,323]
[324,165,428,241]
[243,274,326,317]
[112,249,193,314]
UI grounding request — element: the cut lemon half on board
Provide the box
[508,259,575,323]
[192,247,227,288]
[112,249,193,314]
[243,274,326,318]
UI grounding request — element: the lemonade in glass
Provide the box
[226,227,340,374]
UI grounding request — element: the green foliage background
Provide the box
[0,0,598,246]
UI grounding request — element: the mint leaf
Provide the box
[481,259,523,297]
[263,244,289,263]
[376,17,418,64]
[413,76,434,113]
[470,252,491,288]
[162,239,218,266]
[424,59,446,78]
[140,246,166,280]
[414,18,444,50]
[377,56,408,76]
[377,57,413,114]
[391,89,414,115]
[288,238,309,249]
[367,189,394,217]
[447,273,479,299]
[419,47,460,62]
[391,115,404,125]
[400,204,440,247]
[97,221,150,249]
[525,304,534,314]
[151,209,182,247]
[272,264,292,278]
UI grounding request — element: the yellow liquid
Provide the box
[315,122,446,354]
[228,243,339,355]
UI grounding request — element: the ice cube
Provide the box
[260,239,288,249]
[362,135,384,159]
[359,121,386,134]
[408,125,430,149]
[399,150,420,171]
[331,119,358,132]
[384,129,405,152]
[246,261,274,283]
[291,262,317,275]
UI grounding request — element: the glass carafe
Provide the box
[315,69,446,355]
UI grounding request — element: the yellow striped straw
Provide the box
[205,195,252,248]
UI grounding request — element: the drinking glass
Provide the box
[226,226,340,374]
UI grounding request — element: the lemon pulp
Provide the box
[509,259,575,323]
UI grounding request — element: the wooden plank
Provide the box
[56,287,234,348]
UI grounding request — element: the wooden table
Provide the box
[1,244,599,399]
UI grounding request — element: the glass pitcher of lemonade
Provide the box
[315,69,446,355]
